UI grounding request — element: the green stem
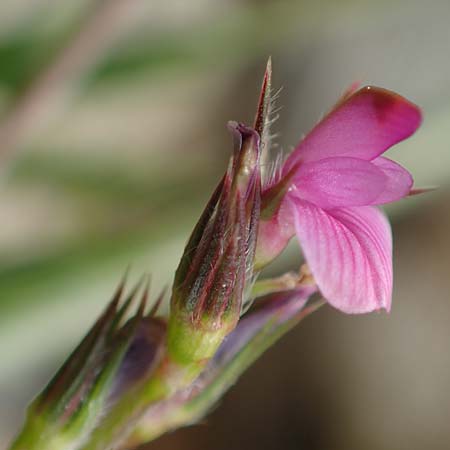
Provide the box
[9,416,75,450]
[79,357,206,450]
[251,272,302,298]
[128,298,325,446]
[9,291,322,450]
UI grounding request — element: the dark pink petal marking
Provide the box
[283,86,422,173]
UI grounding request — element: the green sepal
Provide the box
[167,317,231,366]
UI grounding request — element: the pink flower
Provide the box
[258,86,422,314]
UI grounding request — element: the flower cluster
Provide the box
[9,61,422,450]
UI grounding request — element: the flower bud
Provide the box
[168,123,261,365]
[10,280,166,450]
[109,316,166,402]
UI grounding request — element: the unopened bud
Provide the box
[10,280,166,450]
[168,123,261,365]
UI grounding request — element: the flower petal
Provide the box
[291,157,386,209]
[289,198,392,313]
[370,157,413,204]
[255,201,295,270]
[283,86,422,172]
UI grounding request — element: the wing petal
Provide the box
[291,157,386,208]
[289,198,393,313]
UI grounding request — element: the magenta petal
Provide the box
[289,198,392,313]
[283,86,422,173]
[291,157,386,209]
[255,200,296,269]
[370,157,413,204]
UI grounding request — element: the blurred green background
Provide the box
[1,1,449,449]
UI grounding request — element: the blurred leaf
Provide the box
[10,152,217,206]
[82,1,307,89]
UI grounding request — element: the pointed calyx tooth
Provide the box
[30,278,166,430]
[168,122,261,364]
[253,57,272,138]
[409,187,437,196]
[34,283,125,415]
[253,57,274,176]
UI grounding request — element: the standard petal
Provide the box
[291,157,386,209]
[370,157,413,204]
[289,198,392,313]
[283,86,422,172]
